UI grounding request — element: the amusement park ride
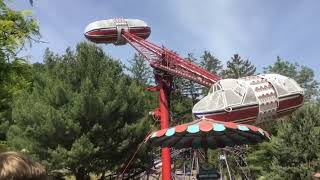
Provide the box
[84,18,304,179]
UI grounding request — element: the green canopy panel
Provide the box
[146,118,270,149]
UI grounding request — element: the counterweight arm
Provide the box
[121,32,220,87]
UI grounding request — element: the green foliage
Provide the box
[264,56,319,101]
[171,53,200,123]
[0,0,40,61]
[223,54,256,78]
[248,104,320,179]
[170,94,193,124]
[0,0,40,143]
[200,50,223,77]
[199,50,223,95]
[247,141,277,179]
[7,42,154,179]
[266,104,320,180]
[183,53,202,105]
[175,53,202,104]
[127,53,152,85]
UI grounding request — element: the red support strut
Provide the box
[157,74,172,180]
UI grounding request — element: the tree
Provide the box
[0,0,40,61]
[0,0,40,144]
[200,50,223,76]
[199,50,223,95]
[7,42,154,179]
[127,53,152,85]
[248,104,320,179]
[183,53,202,104]
[264,56,319,101]
[170,53,201,124]
[223,54,256,78]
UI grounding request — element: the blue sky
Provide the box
[10,0,320,79]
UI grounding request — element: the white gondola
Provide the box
[193,74,304,124]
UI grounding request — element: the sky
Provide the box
[10,0,320,79]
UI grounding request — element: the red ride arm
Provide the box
[122,32,220,87]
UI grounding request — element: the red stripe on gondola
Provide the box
[88,28,151,36]
[129,27,151,33]
[233,120,255,125]
[89,37,116,40]
[85,27,151,44]
[88,29,116,36]
[207,106,259,122]
[85,35,117,43]
[278,94,303,110]
[233,117,257,123]
[89,39,117,43]
[87,34,148,43]
[277,108,297,117]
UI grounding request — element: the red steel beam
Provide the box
[122,32,221,87]
[158,75,172,180]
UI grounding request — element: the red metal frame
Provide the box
[157,74,172,180]
[121,32,220,180]
[122,32,220,87]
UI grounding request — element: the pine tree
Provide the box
[127,53,152,85]
[199,50,223,95]
[170,53,201,124]
[7,42,154,179]
[200,50,223,76]
[184,53,202,104]
[223,54,256,78]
